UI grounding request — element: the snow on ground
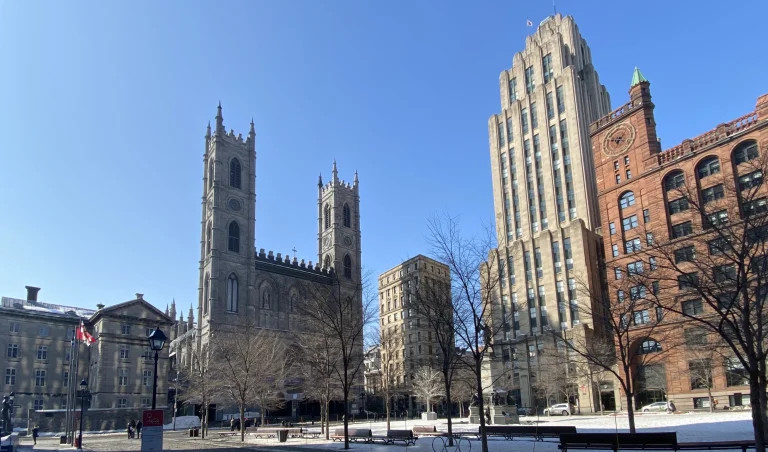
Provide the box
[164,416,201,430]
[205,411,755,451]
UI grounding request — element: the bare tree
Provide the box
[371,327,405,430]
[176,346,222,439]
[300,271,375,449]
[636,145,768,450]
[534,349,570,409]
[212,325,290,442]
[451,367,476,419]
[426,213,508,452]
[686,331,731,413]
[412,366,444,413]
[298,332,343,438]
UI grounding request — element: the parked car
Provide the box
[640,401,676,413]
[543,403,574,416]
[516,406,534,416]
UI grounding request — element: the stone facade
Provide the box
[590,71,768,411]
[484,14,612,413]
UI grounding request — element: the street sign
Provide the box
[141,410,163,452]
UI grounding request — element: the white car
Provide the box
[543,403,573,416]
[640,401,675,413]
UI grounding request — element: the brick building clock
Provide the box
[603,122,636,157]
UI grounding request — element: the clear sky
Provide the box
[1,0,766,314]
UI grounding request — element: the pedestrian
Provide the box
[129,419,136,439]
[713,399,719,410]
[32,425,39,445]
[136,420,142,439]
[484,407,491,424]
[230,418,235,431]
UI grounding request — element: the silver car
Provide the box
[543,403,573,416]
[640,401,674,413]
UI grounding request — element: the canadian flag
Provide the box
[76,320,96,346]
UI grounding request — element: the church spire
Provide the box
[215,101,224,135]
[205,121,211,140]
[187,304,194,329]
[165,304,169,316]
[318,173,323,188]
[630,67,648,88]
[169,298,177,320]
[249,117,255,136]
[332,160,339,183]
[354,169,359,184]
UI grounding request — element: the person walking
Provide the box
[128,419,136,439]
[230,418,235,432]
[32,425,39,445]
[136,420,142,439]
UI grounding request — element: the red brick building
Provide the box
[590,68,768,411]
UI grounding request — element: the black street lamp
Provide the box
[78,380,87,450]
[147,327,167,410]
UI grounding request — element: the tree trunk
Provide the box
[385,395,391,430]
[707,387,714,413]
[625,391,636,433]
[445,375,454,447]
[475,359,489,452]
[200,408,206,439]
[749,375,767,452]
[240,405,246,442]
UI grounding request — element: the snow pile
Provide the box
[164,416,200,430]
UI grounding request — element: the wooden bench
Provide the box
[413,425,445,436]
[559,433,756,452]
[331,428,372,443]
[487,425,577,441]
[386,429,418,446]
[301,429,321,439]
[249,427,302,438]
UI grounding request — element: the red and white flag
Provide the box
[76,320,96,346]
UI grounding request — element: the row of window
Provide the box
[323,203,353,230]
[507,53,560,104]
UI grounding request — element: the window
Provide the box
[119,369,128,386]
[656,306,664,322]
[630,285,646,300]
[38,326,50,337]
[614,268,623,280]
[622,215,639,231]
[709,237,731,255]
[702,184,725,204]
[671,221,693,239]
[678,272,699,289]
[652,281,660,295]
[119,345,129,359]
[638,340,662,354]
[614,161,619,171]
[556,85,565,113]
[649,257,657,271]
[675,246,696,263]
[725,357,749,386]
[668,197,689,214]
[344,254,352,279]
[6,344,18,358]
[508,77,518,102]
[324,204,331,230]
[625,238,641,253]
[524,251,532,281]
[646,232,654,245]
[227,221,240,253]
[633,310,650,325]
[615,174,621,184]
[620,191,636,209]
[525,65,535,94]
[206,222,212,254]
[498,121,505,147]
[552,241,561,272]
[35,369,46,387]
[121,324,131,335]
[534,247,543,277]
[63,370,69,387]
[521,108,529,134]
[564,238,573,269]
[229,158,242,189]
[643,209,650,223]
[609,222,616,235]
[542,53,553,84]
[506,118,514,144]
[546,92,555,119]
[682,299,704,316]
[707,210,729,227]
[530,103,538,129]
[142,398,151,408]
[5,368,16,385]
[624,156,630,166]
[714,265,736,284]
[143,370,152,386]
[227,273,239,312]
[9,322,19,333]
[734,140,759,165]
[208,160,214,189]
[617,290,625,303]
[626,169,632,180]
[627,260,644,275]
[697,157,721,179]
[665,172,685,192]
[612,244,619,257]
[745,198,768,215]
[118,398,128,409]
[33,400,43,411]
[37,346,48,360]
[738,170,763,191]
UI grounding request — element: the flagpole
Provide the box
[70,336,80,446]
[64,337,75,441]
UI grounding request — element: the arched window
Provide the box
[206,223,212,254]
[290,293,298,313]
[261,286,272,309]
[208,160,214,189]
[664,171,685,192]
[343,203,351,228]
[226,273,238,313]
[203,275,209,315]
[228,221,240,253]
[324,204,331,230]
[697,156,721,179]
[230,158,242,189]
[734,140,759,165]
[619,191,636,209]
[324,255,331,269]
[638,339,662,354]
[343,254,352,279]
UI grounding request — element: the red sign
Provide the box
[142,410,164,427]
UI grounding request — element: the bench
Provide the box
[413,425,444,436]
[249,427,302,438]
[216,431,239,437]
[302,429,321,439]
[487,425,577,441]
[385,429,418,446]
[559,433,756,452]
[331,428,372,443]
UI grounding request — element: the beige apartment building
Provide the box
[484,14,612,413]
[1,286,174,431]
[377,255,450,414]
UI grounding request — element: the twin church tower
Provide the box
[195,103,362,342]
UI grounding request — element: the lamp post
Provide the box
[147,327,167,410]
[78,380,87,450]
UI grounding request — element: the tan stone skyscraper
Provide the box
[485,14,611,412]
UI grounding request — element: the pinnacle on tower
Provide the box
[249,117,256,135]
[206,121,211,139]
[215,101,225,134]
[332,160,339,183]
[187,304,194,328]
[354,169,359,184]
[630,67,648,88]
[165,304,169,316]
[318,173,323,187]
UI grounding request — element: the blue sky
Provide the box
[1,0,765,313]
